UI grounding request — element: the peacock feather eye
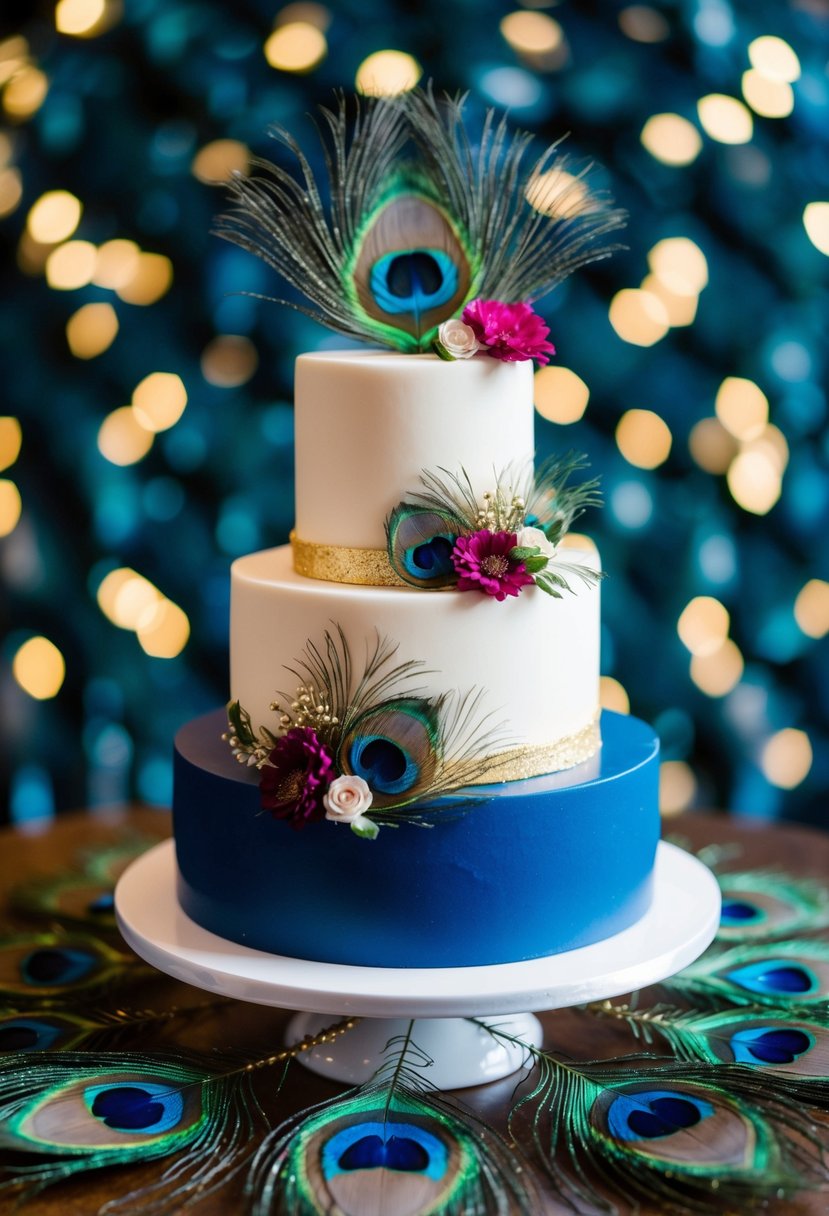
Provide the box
[349,193,472,347]
[721,899,764,924]
[0,932,134,999]
[725,960,819,998]
[716,872,829,942]
[386,503,464,589]
[592,1082,769,1174]
[340,698,441,809]
[729,1026,815,1067]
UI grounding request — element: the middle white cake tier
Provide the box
[231,544,601,773]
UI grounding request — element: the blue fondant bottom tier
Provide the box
[173,709,660,968]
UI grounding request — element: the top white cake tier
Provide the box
[294,351,535,551]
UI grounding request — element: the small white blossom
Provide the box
[516,525,556,560]
[437,319,482,359]
[324,774,374,823]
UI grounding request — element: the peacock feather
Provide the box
[667,940,829,1008]
[386,456,603,593]
[246,1023,535,1216]
[476,1022,821,1215]
[10,835,162,931]
[216,89,625,352]
[589,1001,829,1105]
[716,869,829,941]
[0,931,141,1003]
[0,999,230,1055]
[0,1049,266,1211]
[227,626,507,833]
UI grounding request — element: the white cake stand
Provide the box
[115,840,720,1089]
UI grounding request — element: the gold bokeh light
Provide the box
[697,94,753,145]
[761,729,812,789]
[640,273,698,327]
[97,406,154,466]
[616,409,672,469]
[356,50,422,96]
[0,479,22,537]
[689,417,738,474]
[677,595,730,657]
[0,167,23,218]
[201,335,259,387]
[3,66,49,120]
[192,140,249,184]
[690,637,744,697]
[12,636,66,700]
[132,372,188,432]
[66,301,119,358]
[608,288,670,346]
[500,10,563,54]
[727,449,782,515]
[93,238,141,289]
[794,580,829,639]
[803,203,829,257]
[647,237,708,295]
[715,376,768,440]
[55,0,120,37]
[264,22,327,72]
[137,599,191,658]
[116,252,173,305]
[599,676,630,715]
[659,760,697,816]
[640,113,702,166]
[27,190,82,244]
[741,70,794,119]
[748,36,800,84]
[0,416,22,471]
[533,366,590,424]
[46,239,97,290]
[525,170,589,217]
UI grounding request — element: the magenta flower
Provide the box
[259,727,335,830]
[461,299,556,365]
[452,530,535,601]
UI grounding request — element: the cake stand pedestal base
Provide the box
[116,840,720,1090]
[285,1011,543,1087]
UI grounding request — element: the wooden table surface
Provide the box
[0,806,827,1215]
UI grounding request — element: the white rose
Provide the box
[324,774,374,823]
[438,319,481,359]
[515,525,556,559]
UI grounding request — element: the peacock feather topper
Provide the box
[216,88,626,353]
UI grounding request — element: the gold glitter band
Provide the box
[291,530,405,587]
[468,716,601,784]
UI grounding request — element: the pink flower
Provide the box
[452,530,535,601]
[259,727,335,830]
[461,299,556,365]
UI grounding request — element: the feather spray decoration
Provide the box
[0,999,230,1055]
[0,1050,265,1213]
[0,1019,357,1213]
[589,1001,829,1106]
[387,456,603,593]
[475,1023,821,1215]
[0,931,141,1004]
[216,89,625,352]
[667,940,829,1008]
[404,88,626,308]
[226,626,508,831]
[247,1022,536,1216]
[715,869,829,942]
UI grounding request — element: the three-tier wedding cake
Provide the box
[172,90,660,968]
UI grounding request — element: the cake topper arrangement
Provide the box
[217,87,625,354]
[386,455,604,599]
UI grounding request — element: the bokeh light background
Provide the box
[1,0,828,828]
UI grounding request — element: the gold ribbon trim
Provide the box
[468,716,601,784]
[291,530,405,587]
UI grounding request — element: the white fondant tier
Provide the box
[230,544,600,773]
[294,352,535,551]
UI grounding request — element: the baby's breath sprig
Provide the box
[474,488,527,533]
